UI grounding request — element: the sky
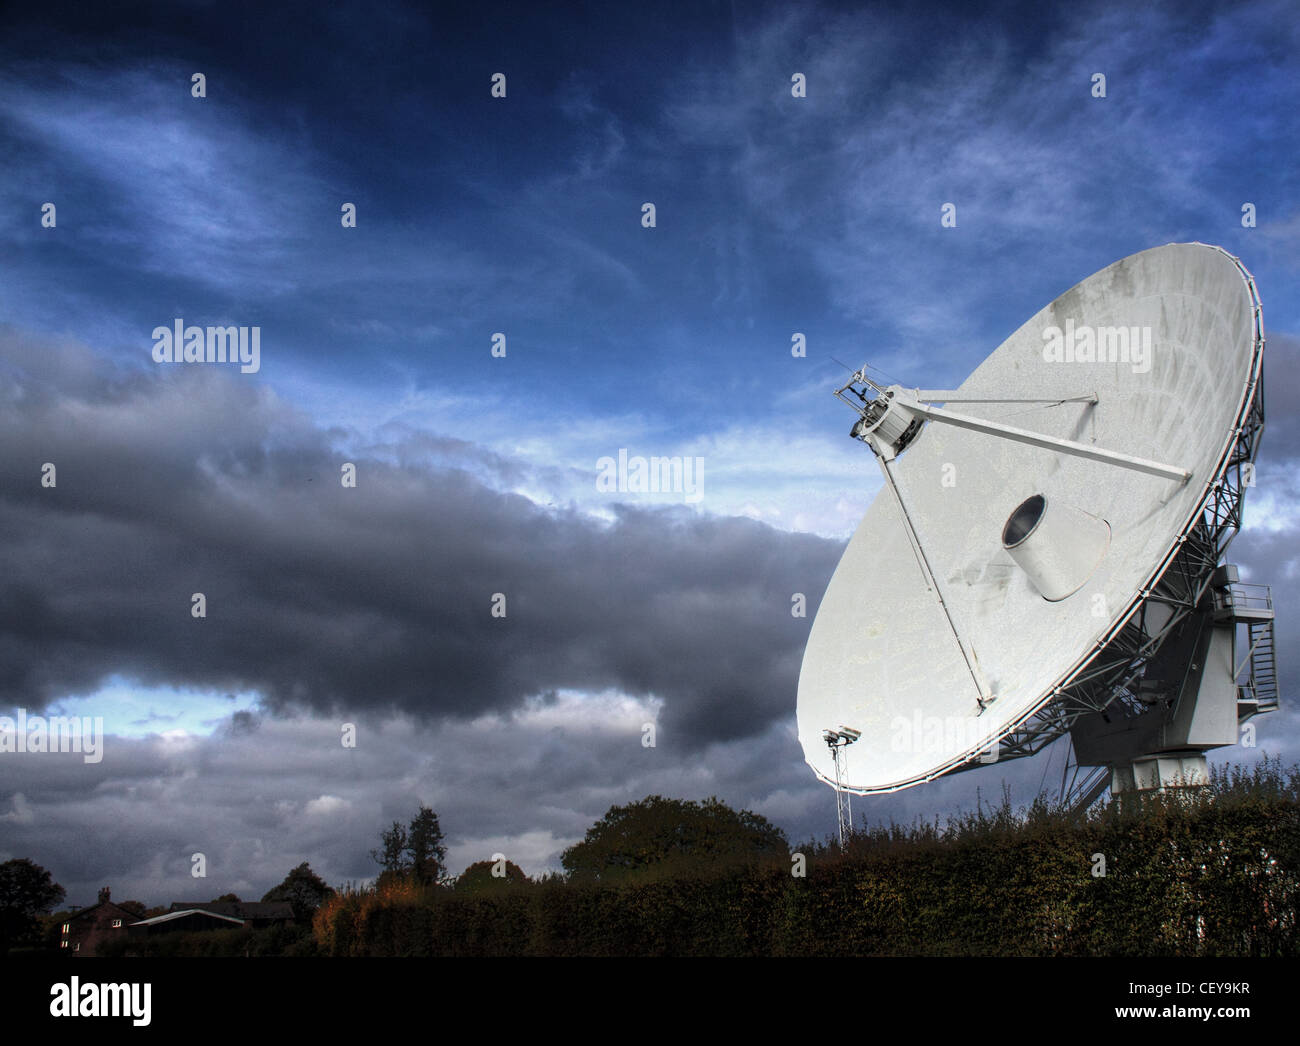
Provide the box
[0,0,1297,908]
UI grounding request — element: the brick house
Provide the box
[60,887,141,956]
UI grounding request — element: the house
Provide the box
[127,900,294,941]
[60,887,141,956]
[127,908,246,938]
[164,900,294,928]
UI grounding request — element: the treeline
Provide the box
[7,761,1297,957]
[313,760,1300,957]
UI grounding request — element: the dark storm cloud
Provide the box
[1260,333,1300,456]
[0,328,840,748]
[0,703,825,904]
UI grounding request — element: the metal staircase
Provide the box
[1213,579,1278,721]
[1242,616,1279,716]
[1062,763,1111,814]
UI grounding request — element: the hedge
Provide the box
[313,761,1300,957]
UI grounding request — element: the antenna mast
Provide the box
[823,727,861,847]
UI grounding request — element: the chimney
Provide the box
[98,886,111,904]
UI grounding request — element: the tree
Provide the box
[455,859,529,893]
[117,900,148,919]
[262,862,336,922]
[369,805,448,886]
[0,858,66,955]
[406,805,447,886]
[370,820,410,877]
[211,893,241,903]
[561,795,789,882]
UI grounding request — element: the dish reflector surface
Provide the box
[797,243,1262,792]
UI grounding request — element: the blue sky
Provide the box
[1,0,1298,905]
[3,0,1298,539]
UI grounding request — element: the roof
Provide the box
[67,900,144,922]
[130,908,245,928]
[166,900,294,920]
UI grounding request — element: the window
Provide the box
[62,923,70,933]
[111,919,122,928]
[60,940,68,949]
[74,943,80,952]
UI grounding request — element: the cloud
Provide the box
[0,328,840,753]
[655,0,1300,363]
[0,63,315,294]
[0,699,828,901]
[303,795,351,818]
[0,792,35,825]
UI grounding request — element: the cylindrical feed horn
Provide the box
[1002,494,1110,601]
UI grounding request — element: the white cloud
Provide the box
[304,795,351,817]
[0,792,35,825]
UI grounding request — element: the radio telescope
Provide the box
[797,243,1277,813]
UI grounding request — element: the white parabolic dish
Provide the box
[797,243,1263,793]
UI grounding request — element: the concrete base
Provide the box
[1110,752,1209,794]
